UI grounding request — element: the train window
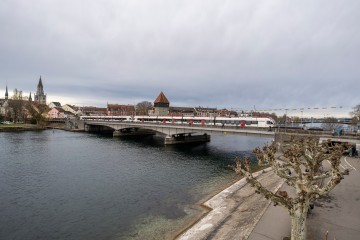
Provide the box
[251,121,258,124]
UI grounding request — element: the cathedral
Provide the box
[1,76,47,120]
[34,76,46,104]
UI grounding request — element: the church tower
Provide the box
[34,76,46,104]
[154,91,170,116]
[5,85,8,100]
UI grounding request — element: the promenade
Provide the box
[177,156,360,240]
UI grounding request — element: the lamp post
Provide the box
[285,109,288,132]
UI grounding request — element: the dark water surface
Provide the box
[0,130,271,240]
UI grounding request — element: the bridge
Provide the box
[83,120,275,144]
[81,120,360,148]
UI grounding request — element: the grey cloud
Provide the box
[0,0,359,115]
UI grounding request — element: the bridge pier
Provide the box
[85,124,113,133]
[164,133,211,145]
[113,128,156,137]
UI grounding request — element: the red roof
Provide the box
[154,91,169,104]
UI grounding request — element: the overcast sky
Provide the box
[0,0,359,117]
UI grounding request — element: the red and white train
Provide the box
[80,115,276,128]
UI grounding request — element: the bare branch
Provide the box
[230,136,350,239]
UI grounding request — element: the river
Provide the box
[0,130,271,240]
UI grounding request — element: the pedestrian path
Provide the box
[178,156,360,240]
[177,169,285,240]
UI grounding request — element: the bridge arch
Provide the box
[84,122,197,136]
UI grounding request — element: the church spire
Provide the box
[38,76,43,89]
[34,75,46,104]
[29,92,32,102]
[5,85,8,100]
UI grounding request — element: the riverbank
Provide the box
[176,168,285,240]
[176,156,360,240]
[170,163,270,239]
[168,175,243,239]
[0,124,46,132]
[0,124,85,133]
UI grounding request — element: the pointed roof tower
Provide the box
[5,85,8,100]
[29,92,32,101]
[153,92,170,115]
[35,75,46,104]
[154,91,169,104]
[38,76,43,89]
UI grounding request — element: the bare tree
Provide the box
[232,137,349,240]
[136,101,153,115]
[278,114,288,124]
[8,88,25,122]
[321,117,342,131]
[26,102,48,126]
[351,104,360,120]
[252,111,279,122]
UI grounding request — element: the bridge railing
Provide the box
[84,120,273,132]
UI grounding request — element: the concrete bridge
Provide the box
[82,120,360,148]
[83,120,275,144]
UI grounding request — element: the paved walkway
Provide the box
[306,156,360,240]
[177,157,360,240]
[177,168,285,240]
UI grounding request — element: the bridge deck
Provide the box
[84,121,275,137]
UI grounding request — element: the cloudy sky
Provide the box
[0,0,359,117]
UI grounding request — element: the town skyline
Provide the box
[0,79,353,119]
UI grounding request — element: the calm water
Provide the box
[0,130,271,240]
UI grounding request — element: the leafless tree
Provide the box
[8,89,25,122]
[321,117,342,131]
[252,111,279,122]
[26,102,48,126]
[136,101,153,115]
[231,137,349,240]
[351,104,360,120]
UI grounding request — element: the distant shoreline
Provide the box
[0,125,46,132]
[0,123,86,133]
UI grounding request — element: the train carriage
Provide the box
[80,115,275,128]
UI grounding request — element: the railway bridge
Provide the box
[83,120,275,144]
[82,120,360,148]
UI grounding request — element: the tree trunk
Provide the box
[290,204,308,240]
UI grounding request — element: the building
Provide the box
[81,106,107,116]
[62,104,82,116]
[216,108,238,117]
[34,76,47,105]
[193,107,218,117]
[169,106,195,117]
[0,85,9,116]
[48,107,66,119]
[107,104,136,116]
[47,107,75,119]
[49,102,62,108]
[153,91,170,116]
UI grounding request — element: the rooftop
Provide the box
[154,91,169,104]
